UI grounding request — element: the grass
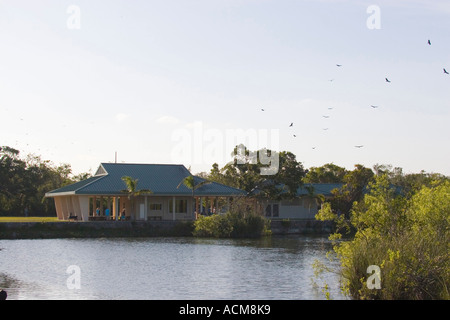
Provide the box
[0,216,59,223]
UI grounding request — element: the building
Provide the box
[45,163,246,221]
[263,183,343,219]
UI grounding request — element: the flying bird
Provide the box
[444,68,449,74]
[328,107,333,110]
[261,108,265,111]
[385,78,391,83]
[371,105,378,108]
[289,122,293,127]
[355,145,364,148]
[322,115,330,118]
[428,39,431,45]
[323,128,329,131]
[336,64,342,67]
[293,134,297,137]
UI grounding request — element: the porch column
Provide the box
[78,196,89,222]
[172,196,176,221]
[92,196,97,216]
[144,196,148,221]
[112,197,116,220]
[99,196,104,216]
[54,197,64,220]
[115,197,120,221]
[214,197,218,214]
[107,198,112,219]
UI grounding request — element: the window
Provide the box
[273,204,279,217]
[150,203,162,211]
[265,203,279,217]
[169,199,187,213]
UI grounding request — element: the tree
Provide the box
[304,185,326,215]
[177,175,211,197]
[316,175,450,300]
[215,144,306,200]
[121,176,152,218]
[329,164,375,218]
[177,175,211,215]
[304,163,348,183]
[0,146,90,216]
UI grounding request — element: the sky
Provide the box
[0,0,449,176]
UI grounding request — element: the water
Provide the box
[0,236,346,300]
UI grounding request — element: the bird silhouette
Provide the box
[355,145,364,148]
[293,134,296,137]
[385,78,391,83]
[328,107,333,110]
[261,108,265,111]
[371,105,378,108]
[336,64,342,67]
[428,39,431,45]
[312,147,316,150]
[322,115,330,118]
[289,123,293,127]
[444,68,449,74]
[323,128,329,131]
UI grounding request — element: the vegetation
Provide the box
[2,145,449,296]
[120,176,153,215]
[316,174,449,300]
[193,198,271,238]
[207,144,307,200]
[0,146,91,217]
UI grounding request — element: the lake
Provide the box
[0,236,346,300]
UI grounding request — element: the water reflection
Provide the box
[0,236,345,300]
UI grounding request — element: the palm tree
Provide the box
[177,175,211,216]
[120,176,152,220]
[304,185,325,215]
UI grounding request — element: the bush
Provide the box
[193,199,271,238]
[317,175,449,300]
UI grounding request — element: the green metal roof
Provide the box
[297,183,342,197]
[46,163,246,197]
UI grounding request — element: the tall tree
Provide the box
[304,163,348,183]
[177,175,211,215]
[330,164,375,218]
[120,176,152,218]
[216,144,306,200]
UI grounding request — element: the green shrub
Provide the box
[193,211,271,238]
[317,175,449,300]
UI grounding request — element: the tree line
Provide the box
[1,143,448,217]
[0,146,91,216]
[203,144,448,216]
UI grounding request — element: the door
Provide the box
[139,203,145,220]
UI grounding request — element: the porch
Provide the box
[53,194,236,222]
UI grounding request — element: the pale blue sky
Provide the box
[0,0,449,176]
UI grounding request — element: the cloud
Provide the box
[115,113,130,122]
[156,115,181,125]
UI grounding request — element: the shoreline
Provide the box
[0,219,334,239]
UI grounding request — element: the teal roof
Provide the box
[46,163,246,197]
[297,183,342,197]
